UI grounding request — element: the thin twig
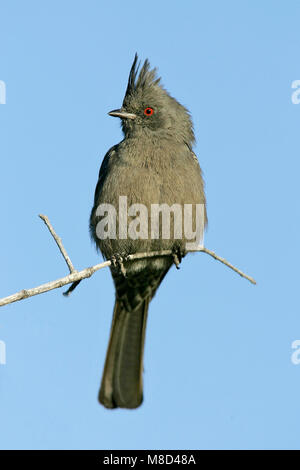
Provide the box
[200,247,256,285]
[0,216,256,308]
[39,214,76,274]
[63,280,81,297]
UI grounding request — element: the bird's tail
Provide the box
[99,297,150,409]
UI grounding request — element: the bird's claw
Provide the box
[110,254,127,277]
[172,247,186,270]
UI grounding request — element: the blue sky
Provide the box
[0,0,300,450]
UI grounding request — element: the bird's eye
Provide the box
[144,107,154,116]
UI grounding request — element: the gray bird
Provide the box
[90,54,207,409]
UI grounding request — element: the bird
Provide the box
[90,54,207,409]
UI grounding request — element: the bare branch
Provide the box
[0,216,256,308]
[199,247,257,285]
[126,248,257,284]
[0,260,111,307]
[39,214,76,273]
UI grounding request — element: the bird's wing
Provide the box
[92,144,118,205]
[89,144,119,243]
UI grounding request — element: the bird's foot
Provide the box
[110,253,127,277]
[172,246,186,270]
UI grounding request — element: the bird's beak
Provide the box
[108,109,137,120]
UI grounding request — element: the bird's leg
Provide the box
[110,253,127,277]
[172,246,186,270]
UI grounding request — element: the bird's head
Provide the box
[108,54,195,145]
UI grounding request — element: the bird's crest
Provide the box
[125,53,161,98]
[122,54,195,145]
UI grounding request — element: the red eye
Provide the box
[144,107,154,116]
